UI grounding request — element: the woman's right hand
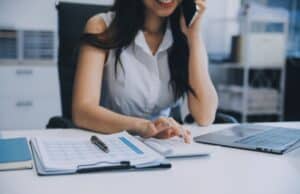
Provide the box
[133,118,191,143]
[154,117,191,143]
[134,120,159,138]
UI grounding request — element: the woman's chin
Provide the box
[155,10,175,17]
[155,6,178,17]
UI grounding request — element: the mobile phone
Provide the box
[181,0,199,27]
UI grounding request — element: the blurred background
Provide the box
[0,0,299,130]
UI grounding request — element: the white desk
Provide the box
[1,122,300,194]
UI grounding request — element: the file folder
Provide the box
[30,132,171,176]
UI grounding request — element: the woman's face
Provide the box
[143,0,182,17]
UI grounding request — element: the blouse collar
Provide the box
[134,21,173,56]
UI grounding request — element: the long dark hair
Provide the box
[81,0,193,99]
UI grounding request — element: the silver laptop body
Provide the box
[194,124,300,154]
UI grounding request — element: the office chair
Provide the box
[47,2,237,129]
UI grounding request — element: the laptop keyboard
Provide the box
[235,127,300,150]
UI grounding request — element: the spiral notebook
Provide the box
[30,132,170,176]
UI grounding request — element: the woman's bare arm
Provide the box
[187,35,218,126]
[181,0,219,126]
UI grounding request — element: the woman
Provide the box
[72,0,218,142]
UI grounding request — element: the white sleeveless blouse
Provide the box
[99,12,178,120]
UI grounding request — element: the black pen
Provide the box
[90,135,110,153]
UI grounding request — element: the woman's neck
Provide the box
[144,9,167,34]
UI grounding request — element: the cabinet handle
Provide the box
[15,101,33,107]
[15,69,33,75]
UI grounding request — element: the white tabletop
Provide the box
[1,122,300,194]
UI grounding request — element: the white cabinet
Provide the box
[0,64,61,130]
[0,28,61,130]
[0,65,58,96]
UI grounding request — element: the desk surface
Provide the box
[1,122,300,194]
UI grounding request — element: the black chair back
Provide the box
[285,58,300,121]
[56,2,110,119]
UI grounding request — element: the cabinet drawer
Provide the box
[0,65,60,97]
[0,96,61,130]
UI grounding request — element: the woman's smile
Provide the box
[155,0,176,9]
[143,0,181,17]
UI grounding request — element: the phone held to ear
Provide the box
[181,0,199,27]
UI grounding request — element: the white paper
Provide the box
[32,132,165,171]
[140,137,210,158]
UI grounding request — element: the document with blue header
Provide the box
[30,132,170,176]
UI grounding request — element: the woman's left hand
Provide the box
[180,0,206,40]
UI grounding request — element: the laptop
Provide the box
[194,124,300,154]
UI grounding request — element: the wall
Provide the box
[203,0,241,56]
[0,0,114,31]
